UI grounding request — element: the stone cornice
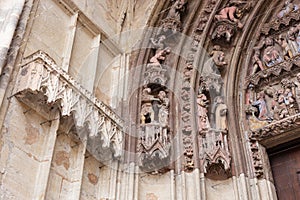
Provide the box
[261,10,300,35]
[246,56,300,87]
[249,113,300,143]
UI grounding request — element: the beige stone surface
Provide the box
[45,133,85,199]
[138,172,172,200]
[206,178,236,200]
[80,153,102,200]
[0,99,56,199]
[24,0,71,66]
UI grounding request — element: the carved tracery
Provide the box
[13,51,124,161]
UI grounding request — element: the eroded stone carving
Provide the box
[211,1,252,42]
[197,77,231,178]
[277,0,299,19]
[159,0,187,34]
[138,43,172,172]
[197,93,211,134]
[261,0,300,35]
[13,51,124,159]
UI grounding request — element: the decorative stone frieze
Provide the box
[13,50,124,159]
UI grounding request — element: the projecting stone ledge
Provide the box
[13,50,124,161]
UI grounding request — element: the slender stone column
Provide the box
[0,0,25,74]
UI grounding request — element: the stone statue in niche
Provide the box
[158,91,169,126]
[167,0,186,20]
[139,86,171,173]
[197,93,211,133]
[251,49,266,74]
[277,0,299,18]
[214,96,228,132]
[262,37,283,67]
[210,45,227,70]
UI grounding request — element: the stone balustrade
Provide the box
[13,50,124,159]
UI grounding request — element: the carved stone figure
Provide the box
[251,49,266,74]
[159,0,186,34]
[287,24,300,54]
[142,87,153,101]
[277,0,299,18]
[215,5,244,28]
[211,22,236,42]
[276,33,293,59]
[251,92,270,121]
[196,16,208,32]
[203,45,227,76]
[210,45,227,69]
[158,91,169,126]
[197,93,211,133]
[272,90,289,120]
[149,35,171,65]
[150,35,166,51]
[149,47,171,65]
[167,0,186,20]
[254,36,283,67]
[214,96,228,132]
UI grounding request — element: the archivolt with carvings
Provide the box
[244,0,300,178]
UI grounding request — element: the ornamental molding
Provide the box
[13,50,124,159]
[261,9,300,36]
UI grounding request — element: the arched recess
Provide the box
[126,0,300,198]
[233,0,300,198]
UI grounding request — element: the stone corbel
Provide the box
[13,50,124,160]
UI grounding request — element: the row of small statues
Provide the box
[197,94,228,133]
[249,75,300,121]
[252,24,300,74]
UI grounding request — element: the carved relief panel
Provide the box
[244,0,300,178]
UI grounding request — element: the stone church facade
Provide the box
[0,0,300,199]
